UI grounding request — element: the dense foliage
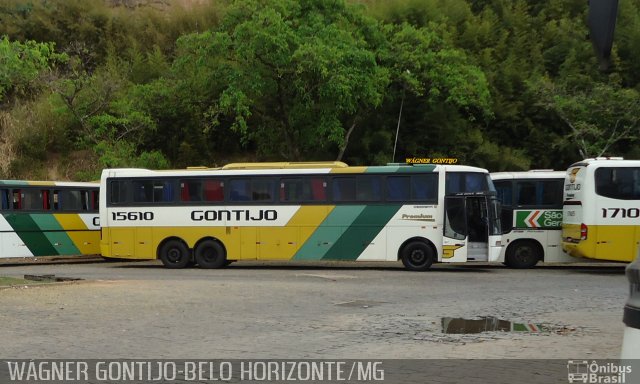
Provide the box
[0,0,638,180]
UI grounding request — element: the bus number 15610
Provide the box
[111,212,154,221]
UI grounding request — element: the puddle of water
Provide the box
[441,316,546,334]
[335,300,386,308]
[24,274,82,282]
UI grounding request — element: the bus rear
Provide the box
[562,158,640,262]
[562,163,590,259]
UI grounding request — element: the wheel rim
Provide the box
[410,249,426,265]
[167,248,183,263]
[201,247,217,263]
[514,246,534,263]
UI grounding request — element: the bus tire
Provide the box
[505,241,541,269]
[195,240,227,269]
[159,240,191,269]
[401,241,435,271]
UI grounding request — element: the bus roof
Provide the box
[0,180,99,187]
[568,157,640,168]
[490,170,565,180]
[101,163,489,178]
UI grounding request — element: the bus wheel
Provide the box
[195,240,227,269]
[159,240,191,269]
[505,241,540,269]
[401,241,434,271]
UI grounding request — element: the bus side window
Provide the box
[13,190,21,209]
[1,189,10,210]
[386,176,410,201]
[516,181,536,206]
[541,180,563,206]
[55,190,83,211]
[22,189,45,210]
[133,181,153,203]
[411,174,438,202]
[252,179,274,201]
[356,176,381,201]
[494,181,513,206]
[332,177,356,202]
[204,180,224,201]
[109,180,129,204]
[310,178,327,201]
[91,190,99,211]
[229,179,250,202]
[281,178,304,202]
[42,190,50,210]
[153,181,175,203]
[80,191,89,210]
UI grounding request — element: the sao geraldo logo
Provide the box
[566,360,632,384]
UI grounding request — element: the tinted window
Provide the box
[446,172,489,194]
[15,189,47,210]
[386,176,410,201]
[129,180,175,203]
[596,167,640,200]
[229,179,275,202]
[109,180,129,204]
[332,177,356,202]
[280,177,327,202]
[386,174,438,202]
[411,174,438,201]
[356,176,381,201]
[515,180,563,206]
[0,189,9,210]
[516,181,537,205]
[54,189,84,211]
[494,181,513,206]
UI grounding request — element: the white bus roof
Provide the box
[569,158,640,168]
[490,170,565,181]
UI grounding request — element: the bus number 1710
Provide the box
[601,208,640,218]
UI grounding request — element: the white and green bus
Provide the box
[562,158,640,263]
[0,180,100,258]
[491,170,574,268]
[99,162,503,271]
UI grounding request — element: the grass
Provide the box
[0,276,32,286]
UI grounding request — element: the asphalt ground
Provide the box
[0,258,628,363]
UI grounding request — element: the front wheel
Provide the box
[505,241,541,269]
[159,240,191,269]
[195,240,227,269]
[401,241,435,271]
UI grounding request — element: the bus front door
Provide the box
[443,196,468,262]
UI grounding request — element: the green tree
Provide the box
[536,79,640,159]
[0,37,66,103]
[173,0,389,161]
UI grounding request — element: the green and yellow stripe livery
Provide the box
[0,180,100,258]
[100,162,503,270]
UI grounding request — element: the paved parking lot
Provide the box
[0,259,628,362]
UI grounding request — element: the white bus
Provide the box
[99,162,503,271]
[562,158,640,263]
[491,171,573,268]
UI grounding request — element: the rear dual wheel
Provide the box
[194,240,227,269]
